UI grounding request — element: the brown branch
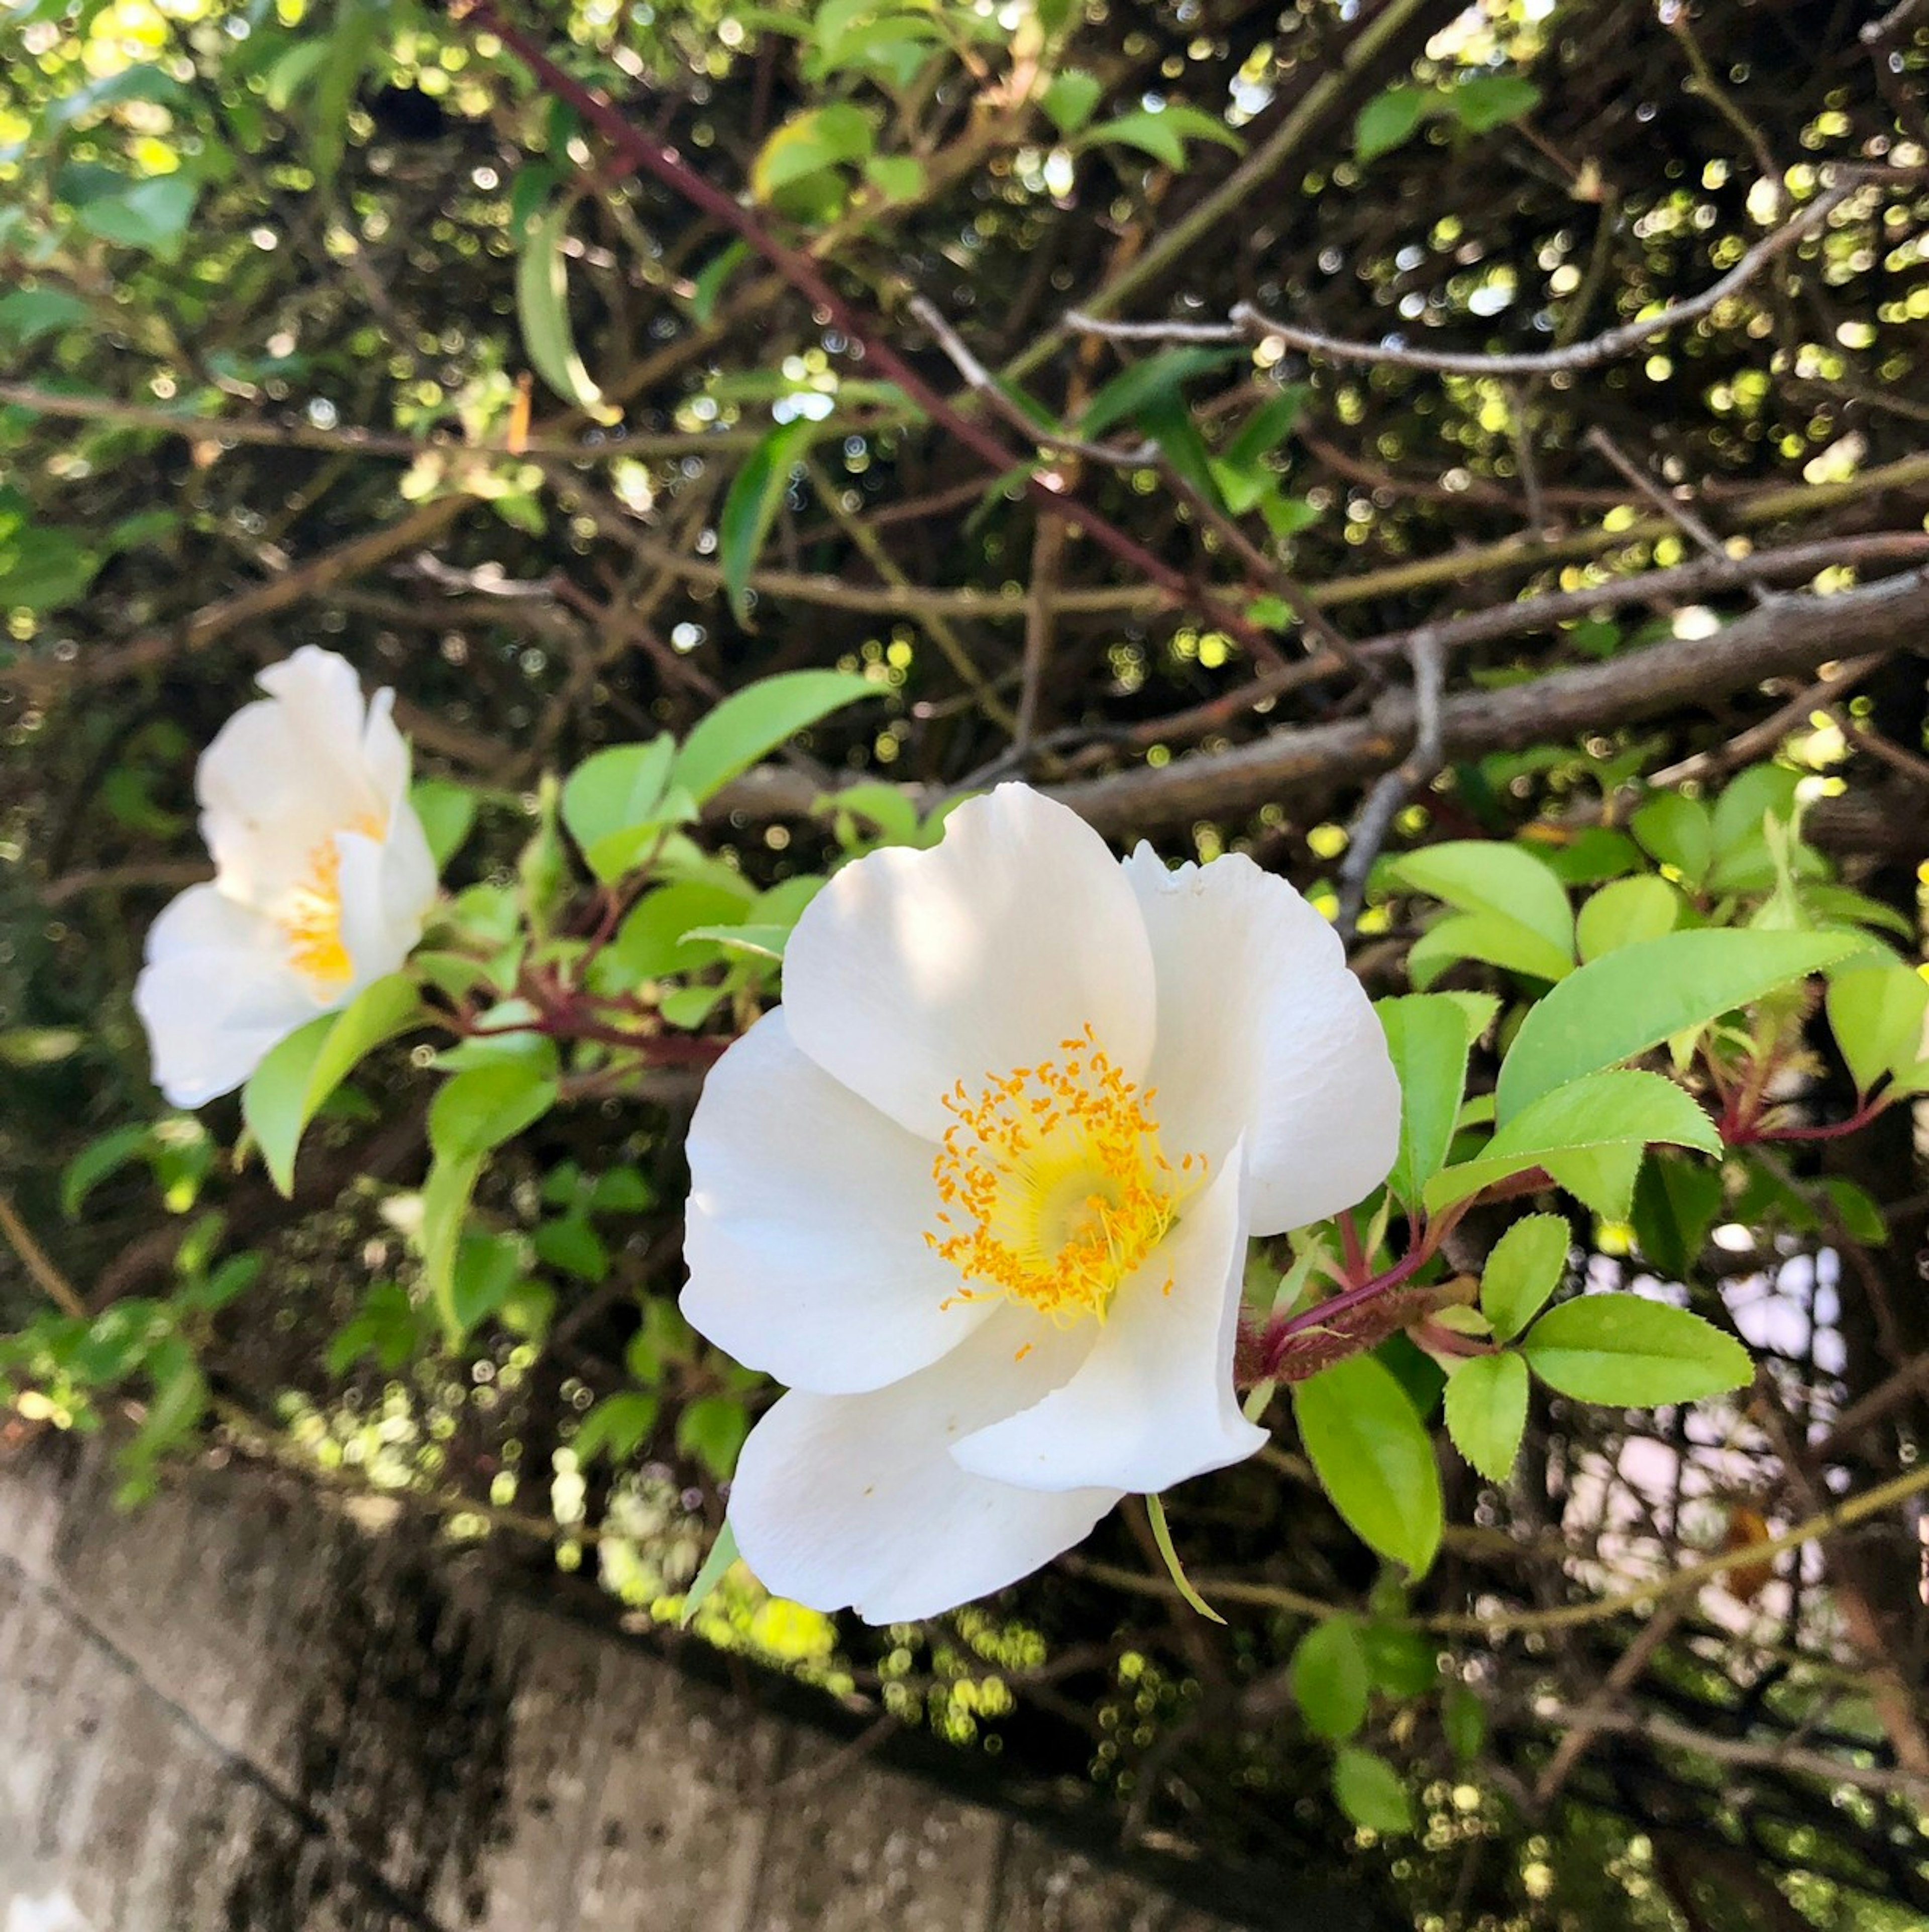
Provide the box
[1065,186,1855,376]
[1047,566,1929,834]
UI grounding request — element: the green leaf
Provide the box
[681,1522,741,1627]
[1078,346,1240,439]
[1494,928,1860,1122]
[427,1054,559,1164]
[717,418,818,624]
[1522,1296,1751,1406]
[561,735,677,879]
[1294,1354,1443,1577]
[1448,75,1540,134]
[1630,792,1713,886]
[0,526,98,612]
[1408,910,1573,990]
[450,1231,522,1335]
[1576,875,1681,961]
[1144,1489,1224,1622]
[672,668,881,804]
[1375,995,1477,1207]
[422,1151,483,1341]
[410,779,477,872]
[1827,964,1928,1095]
[751,102,875,198]
[1290,1617,1369,1740]
[1390,843,1574,970]
[1630,1155,1726,1278]
[75,173,199,259]
[515,195,621,424]
[677,1394,751,1478]
[688,239,750,325]
[1083,103,1240,169]
[862,154,926,202]
[1426,1068,1721,1219]
[574,1389,661,1465]
[1443,1351,1529,1482]
[1355,85,1430,162]
[1479,1212,1570,1342]
[1041,69,1103,135]
[1442,1682,1486,1764]
[1333,1747,1414,1835]
[0,288,90,346]
[605,878,758,981]
[242,976,423,1197]
[1224,386,1309,470]
[62,1124,154,1219]
[678,922,790,963]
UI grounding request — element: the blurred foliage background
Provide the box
[2,0,1929,1925]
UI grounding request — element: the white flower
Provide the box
[135,646,437,1108]
[681,784,1400,1623]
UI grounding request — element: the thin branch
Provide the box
[1065,186,1853,376]
[1584,425,1773,605]
[1335,631,1443,940]
[0,1192,88,1320]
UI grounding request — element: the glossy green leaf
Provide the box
[751,102,875,198]
[1479,1212,1569,1342]
[1294,1354,1443,1577]
[515,196,620,424]
[574,1390,661,1465]
[1355,85,1429,162]
[1630,792,1713,886]
[1291,1617,1369,1740]
[1576,875,1681,961]
[1333,1747,1414,1834]
[688,240,749,325]
[0,526,98,611]
[561,735,676,876]
[1041,69,1103,135]
[75,173,199,258]
[1375,995,1477,1207]
[1408,910,1573,990]
[1426,1069,1721,1218]
[1391,842,1574,965]
[428,1054,559,1164]
[242,976,423,1197]
[0,288,90,346]
[1827,964,1928,1094]
[672,668,880,804]
[1443,1351,1529,1482]
[410,779,477,872]
[1448,75,1540,134]
[422,1150,482,1341]
[717,418,818,625]
[1495,928,1859,1121]
[1078,346,1241,439]
[1522,1295,1751,1405]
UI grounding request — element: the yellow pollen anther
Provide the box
[280,812,383,996]
[927,1027,1203,1326]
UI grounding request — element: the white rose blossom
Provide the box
[681,784,1401,1623]
[135,646,437,1109]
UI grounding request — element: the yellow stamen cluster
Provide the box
[927,1023,1200,1326]
[281,813,383,995]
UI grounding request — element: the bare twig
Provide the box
[1335,632,1444,940]
[1584,426,1773,604]
[0,1192,88,1321]
[1065,187,1852,376]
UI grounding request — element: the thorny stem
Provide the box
[449,0,1282,664]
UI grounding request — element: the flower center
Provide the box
[280,814,382,997]
[926,1024,1202,1326]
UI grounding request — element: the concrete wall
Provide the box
[0,1441,1320,1932]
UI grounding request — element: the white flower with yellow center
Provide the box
[135,647,437,1108]
[682,784,1400,1623]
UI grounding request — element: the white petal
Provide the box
[358,685,411,815]
[197,649,390,904]
[134,885,323,1107]
[727,1312,1119,1623]
[782,785,1155,1139]
[335,813,436,992]
[950,1140,1265,1495]
[1125,847,1399,1235]
[682,1010,993,1393]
